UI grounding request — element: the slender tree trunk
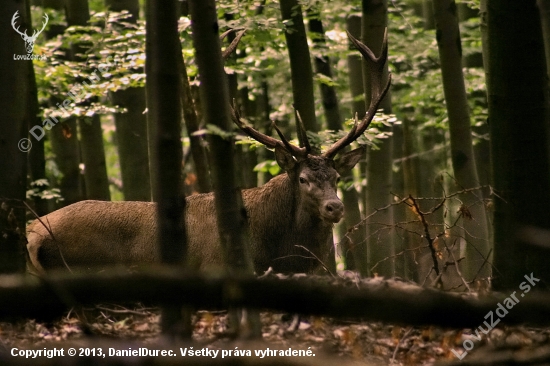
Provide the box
[47,0,84,207]
[50,118,83,207]
[146,0,189,339]
[307,10,366,275]
[432,0,491,282]
[458,2,483,68]
[423,0,435,29]
[362,0,395,277]
[402,117,422,281]
[188,0,260,338]
[179,55,212,193]
[26,0,49,216]
[105,0,150,201]
[391,121,406,278]
[538,0,550,81]
[279,0,318,133]
[79,116,110,200]
[111,88,151,200]
[66,0,111,201]
[484,0,550,290]
[0,0,30,273]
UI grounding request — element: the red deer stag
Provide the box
[26,32,390,275]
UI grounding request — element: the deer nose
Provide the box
[322,199,344,223]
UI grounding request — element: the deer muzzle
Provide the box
[321,199,344,223]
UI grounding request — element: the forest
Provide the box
[1,0,550,365]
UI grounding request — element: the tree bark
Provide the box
[362,0,395,277]
[279,0,318,134]
[105,0,151,201]
[306,11,366,275]
[111,88,151,200]
[25,0,49,216]
[432,0,491,282]
[145,0,189,338]
[3,270,550,329]
[484,0,550,290]
[0,0,29,274]
[49,118,83,207]
[66,0,111,201]
[188,0,260,338]
[78,116,111,200]
[538,0,550,81]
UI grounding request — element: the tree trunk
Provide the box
[0,0,30,274]
[26,0,49,216]
[307,10,366,275]
[146,0,189,339]
[423,0,435,29]
[105,0,151,201]
[279,0,318,133]
[66,0,111,201]
[362,0,395,278]
[46,0,84,207]
[432,0,491,282]
[79,116,111,200]
[484,0,550,290]
[188,0,260,338]
[538,0,550,81]
[49,118,83,207]
[111,88,151,200]
[179,55,212,193]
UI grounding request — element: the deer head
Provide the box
[231,31,391,224]
[12,11,48,54]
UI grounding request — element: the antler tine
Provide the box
[293,108,312,153]
[39,13,49,33]
[323,29,391,159]
[272,123,307,157]
[231,100,307,158]
[11,11,26,37]
[222,29,246,61]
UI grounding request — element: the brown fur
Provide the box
[27,148,362,275]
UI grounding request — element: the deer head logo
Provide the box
[11,11,48,54]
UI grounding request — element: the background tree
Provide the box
[46,0,83,207]
[145,0,189,339]
[362,0,395,277]
[432,0,490,281]
[0,0,30,274]
[307,7,366,275]
[106,0,151,201]
[343,14,368,273]
[279,0,318,133]
[65,0,110,201]
[484,0,550,290]
[188,0,261,337]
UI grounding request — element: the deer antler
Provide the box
[322,30,391,159]
[221,28,246,61]
[231,100,310,159]
[11,11,27,38]
[34,13,49,39]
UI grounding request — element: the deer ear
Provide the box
[274,145,296,171]
[335,146,365,174]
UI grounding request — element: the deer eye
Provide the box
[299,177,307,184]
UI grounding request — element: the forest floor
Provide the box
[1,305,549,365]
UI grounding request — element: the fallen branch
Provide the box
[0,269,549,328]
